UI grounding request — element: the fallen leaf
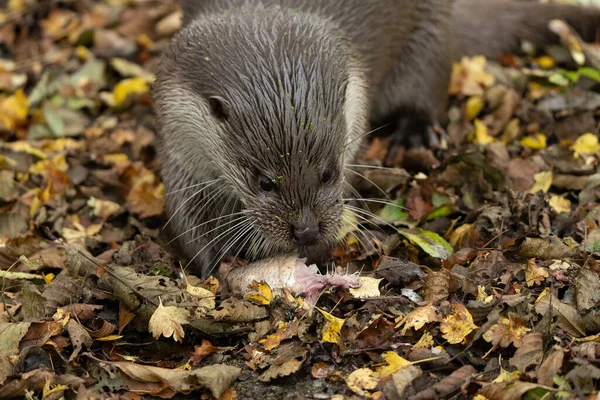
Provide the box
[471,119,496,145]
[537,349,564,386]
[525,259,548,287]
[349,276,382,298]
[0,88,28,130]
[346,368,379,396]
[549,195,571,214]
[570,132,600,158]
[245,281,273,305]
[148,299,190,343]
[520,133,547,150]
[483,313,531,348]
[440,303,478,344]
[317,308,345,345]
[398,304,439,335]
[529,171,553,194]
[376,352,413,378]
[398,228,453,260]
[113,77,150,106]
[509,332,543,372]
[534,293,586,338]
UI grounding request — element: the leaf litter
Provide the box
[0,0,600,399]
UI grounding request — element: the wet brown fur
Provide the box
[155,0,599,277]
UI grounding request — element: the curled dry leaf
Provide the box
[346,368,379,397]
[148,299,190,343]
[478,381,542,400]
[525,259,549,287]
[412,365,476,400]
[349,276,382,298]
[534,293,586,338]
[317,308,345,345]
[440,303,478,344]
[398,304,439,335]
[483,312,531,348]
[245,281,273,305]
[536,349,565,387]
[509,332,543,373]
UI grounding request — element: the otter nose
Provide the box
[292,224,320,246]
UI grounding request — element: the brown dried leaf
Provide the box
[537,349,565,386]
[478,381,541,400]
[210,298,269,322]
[525,259,548,287]
[66,319,93,362]
[534,293,586,338]
[483,313,531,348]
[148,299,190,343]
[0,322,31,385]
[412,365,476,400]
[56,304,103,321]
[509,332,543,373]
[399,305,439,335]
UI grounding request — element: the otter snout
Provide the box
[292,223,320,246]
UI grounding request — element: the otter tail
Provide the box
[452,0,600,59]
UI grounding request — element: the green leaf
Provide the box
[378,198,409,224]
[578,67,600,83]
[397,228,453,259]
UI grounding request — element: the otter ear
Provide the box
[208,96,230,121]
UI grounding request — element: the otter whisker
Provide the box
[345,205,400,232]
[347,164,396,171]
[342,122,391,151]
[163,179,221,197]
[162,180,222,229]
[341,215,372,251]
[185,218,250,245]
[343,198,408,210]
[206,226,257,277]
[166,213,247,245]
[207,223,255,273]
[184,220,253,271]
[345,168,391,200]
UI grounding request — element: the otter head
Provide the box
[155,10,368,259]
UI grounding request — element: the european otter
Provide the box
[154,0,599,277]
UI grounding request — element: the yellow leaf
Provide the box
[535,288,551,304]
[549,194,571,214]
[483,313,531,348]
[502,118,521,145]
[148,298,190,343]
[187,284,216,310]
[398,304,438,335]
[449,56,495,96]
[476,285,494,304]
[0,89,29,130]
[471,119,495,145]
[103,153,129,164]
[465,96,484,120]
[349,277,382,299]
[245,281,273,305]
[113,77,149,106]
[525,258,548,287]
[529,171,553,194]
[317,308,345,345]
[376,352,412,378]
[448,223,474,247]
[88,197,122,219]
[5,141,46,159]
[346,368,379,396]
[534,56,556,69]
[492,367,521,383]
[440,303,478,344]
[570,133,600,158]
[42,272,55,284]
[520,133,547,150]
[96,335,123,341]
[414,332,434,349]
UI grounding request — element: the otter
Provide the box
[154,0,599,278]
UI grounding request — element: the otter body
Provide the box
[155,0,599,277]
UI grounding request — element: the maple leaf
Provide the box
[440,303,478,344]
[317,308,345,345]
[245,281,273,305]
[525,258,548,287]
[399,304,438,335]
[376,352,412,378]
[148,299,190,343]
[482,312,531,348]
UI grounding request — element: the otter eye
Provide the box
[322,169,333,184]
[259,176,275,192]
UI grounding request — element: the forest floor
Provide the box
[1,1,600,399]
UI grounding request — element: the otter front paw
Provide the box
[382,116,446,167]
